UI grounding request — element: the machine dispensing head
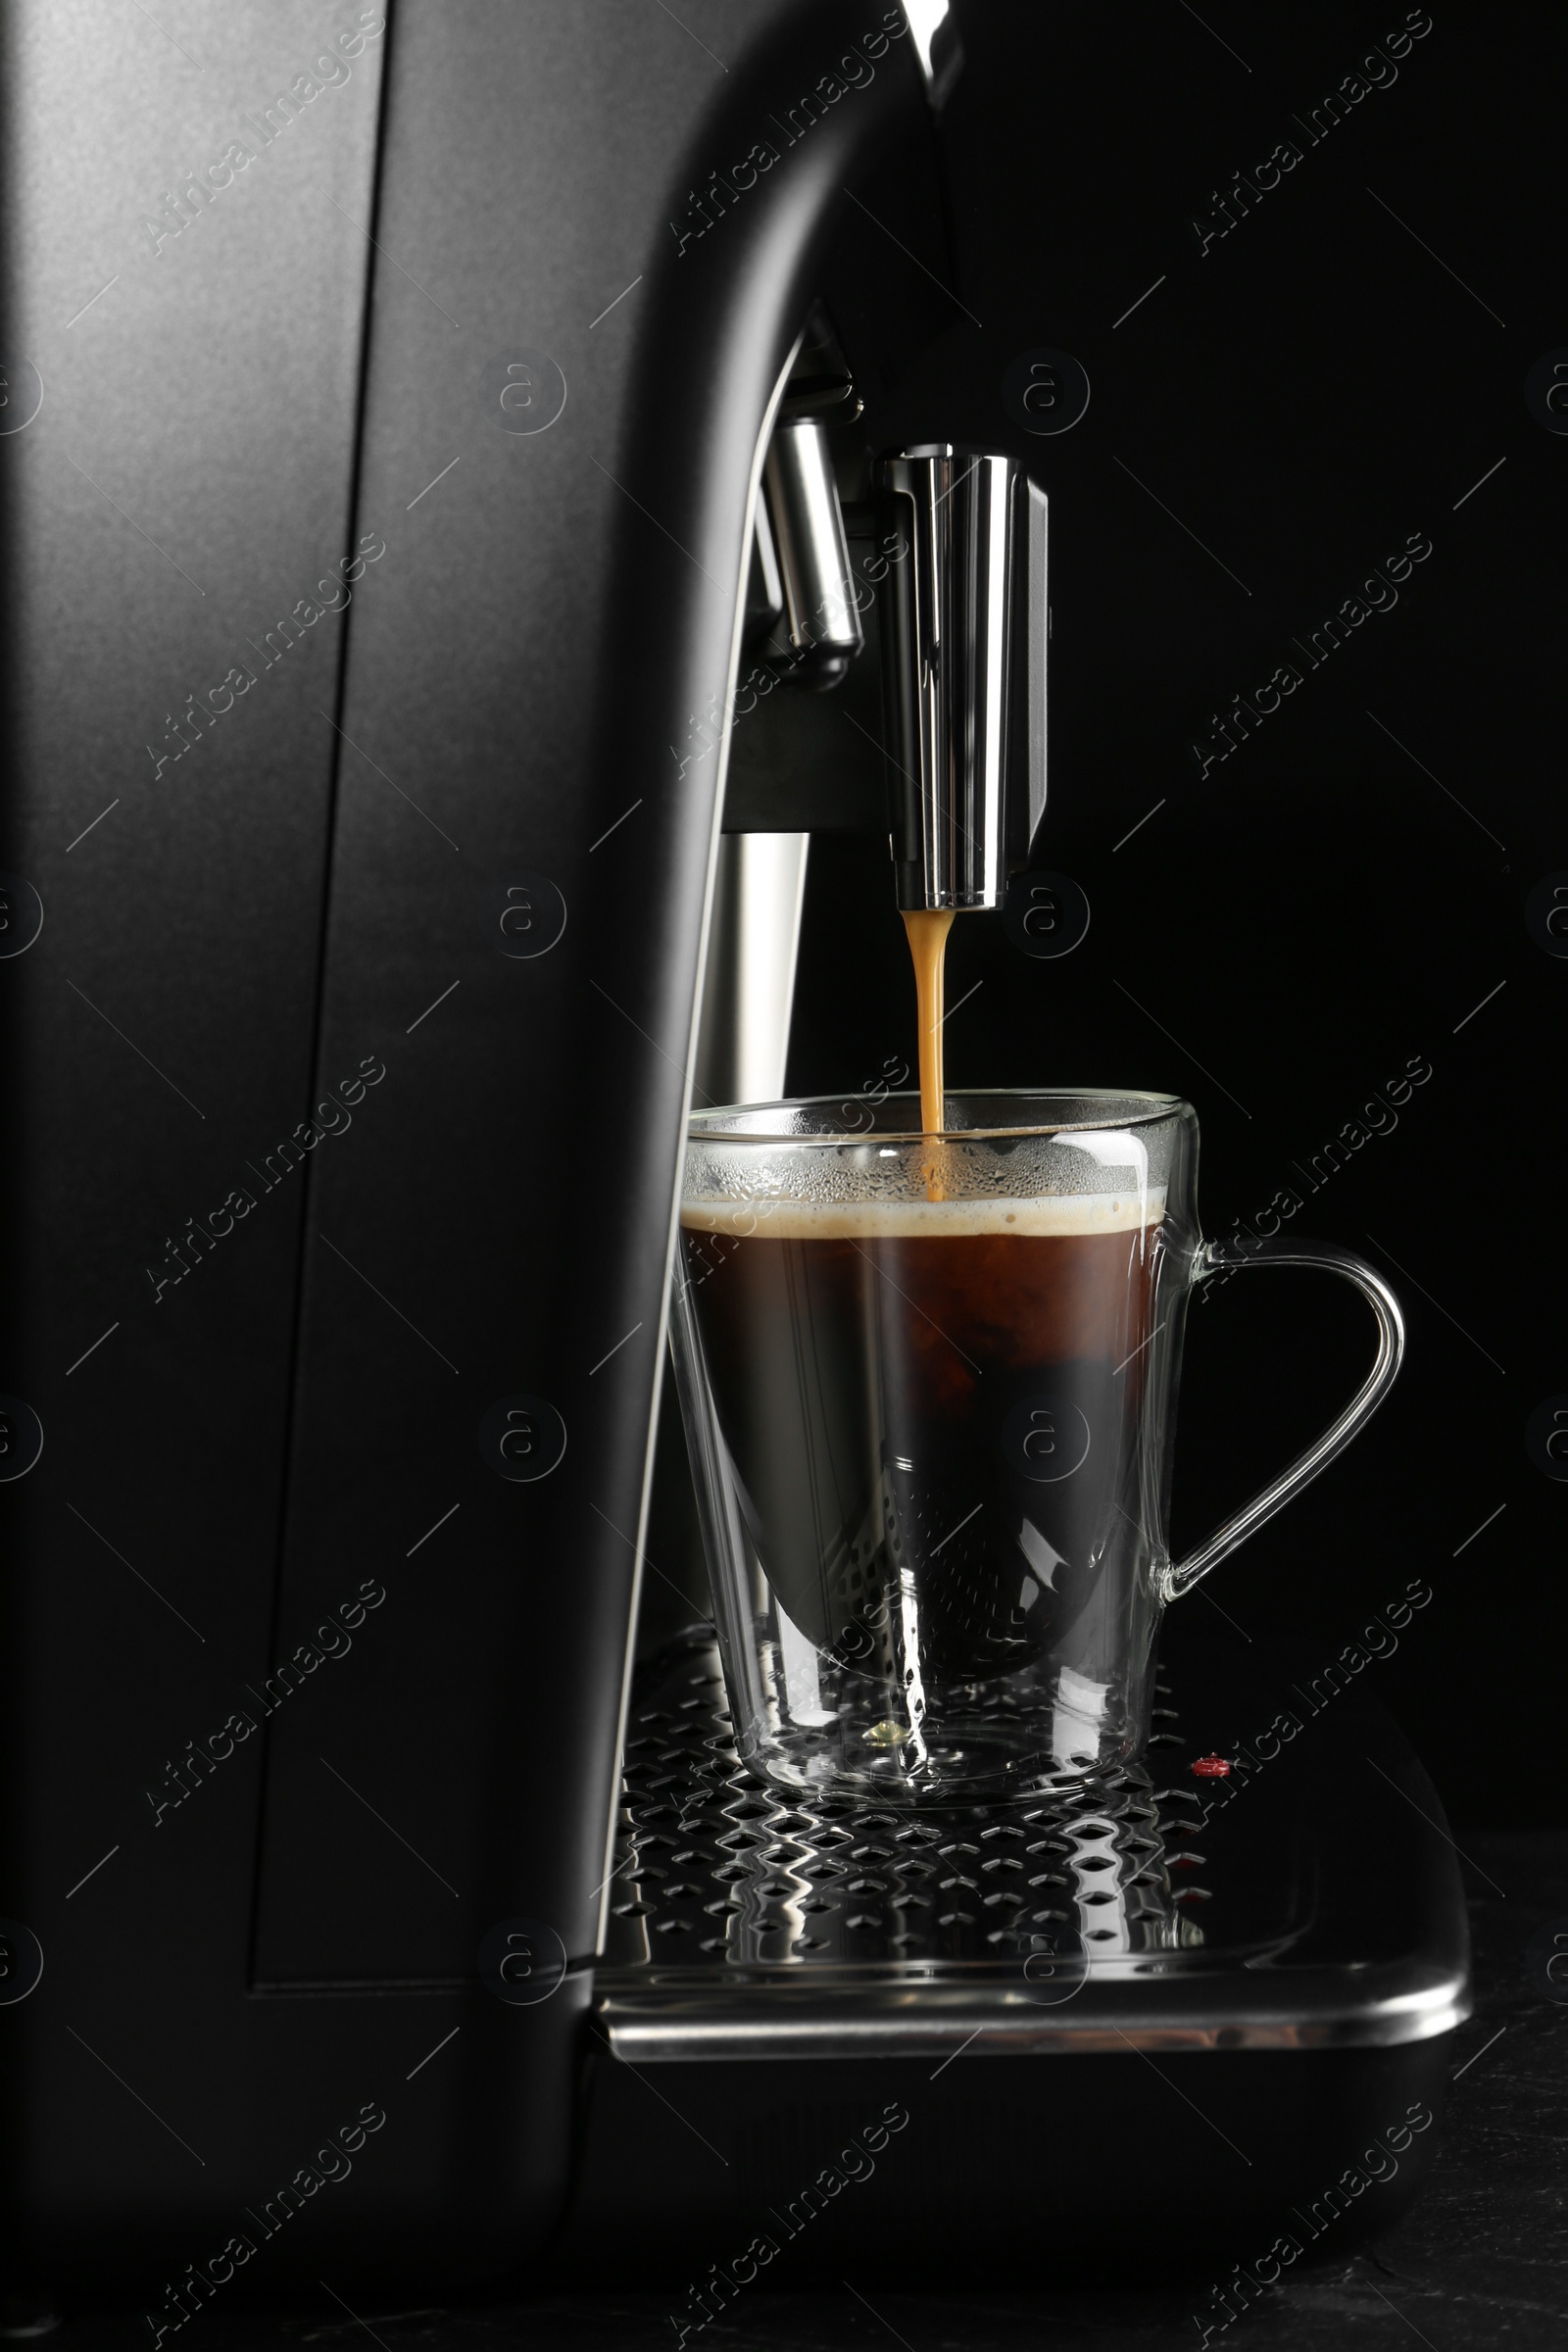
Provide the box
[877,447,1049,911]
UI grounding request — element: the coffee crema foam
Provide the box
[680,1191,1166,1241]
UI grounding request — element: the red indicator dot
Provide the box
[1191,1753,1232,1779]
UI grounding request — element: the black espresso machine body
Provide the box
[0,0,1469,2304]
[0,0,958,2299]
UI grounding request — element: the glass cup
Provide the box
[668,1091,1403,1800]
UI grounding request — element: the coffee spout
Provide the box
[878,446,1048,911]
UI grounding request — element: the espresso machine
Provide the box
[0,0,1468,2310]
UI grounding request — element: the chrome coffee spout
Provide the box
[878,446,1048,911]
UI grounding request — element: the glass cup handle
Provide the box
[1158,1237,1405,1604]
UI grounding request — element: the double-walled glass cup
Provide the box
[669,1091,1403,1800]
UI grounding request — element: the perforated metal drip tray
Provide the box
[595,1625,1470,2059]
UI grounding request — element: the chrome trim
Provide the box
[691,832,810,1109]
[761,416,862,688]
[596,1961,1470,2061]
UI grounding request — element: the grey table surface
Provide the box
[48,1832,1568,2352]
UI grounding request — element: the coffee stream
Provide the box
[901,907,956,1196]
[901,907,954,1132]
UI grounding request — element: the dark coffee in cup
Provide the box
[674,1089,1401,1797]
[680,1192,1162,1724]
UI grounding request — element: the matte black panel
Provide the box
[250,3,929,1988]
[0,0,390,2280]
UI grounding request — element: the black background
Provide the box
[781,0,1563,1828]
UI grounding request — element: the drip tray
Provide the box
[594,1623,1469,2060]
[549,1625,1471,2283]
